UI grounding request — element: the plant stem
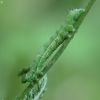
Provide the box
[13,0,96,100]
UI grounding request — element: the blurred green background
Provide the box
[0,0,100,100]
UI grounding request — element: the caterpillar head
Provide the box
[66,8,85,26]
[70,8,85,21]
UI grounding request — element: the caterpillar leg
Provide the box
[63,24,75,39]
[68,25,75,33]
[18,67,30,76]
[21,70,44,83]
[32,71,44,82]
[66,32,72,38]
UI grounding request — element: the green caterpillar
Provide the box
[22,8,85,83]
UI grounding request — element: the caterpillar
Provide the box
[22,8,85,83]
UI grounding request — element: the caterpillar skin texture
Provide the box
[22,8,85,83]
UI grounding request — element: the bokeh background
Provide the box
[0,0,100,100]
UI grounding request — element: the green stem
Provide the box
[13,0,96,99]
